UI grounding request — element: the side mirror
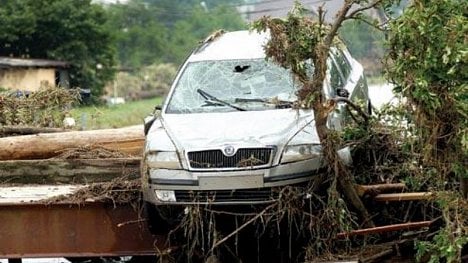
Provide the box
[144,105,162,135]
[143,115,156,135]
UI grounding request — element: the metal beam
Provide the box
[0,202,166,259]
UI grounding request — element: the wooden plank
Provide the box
[374,192,433,202]
[337,221,432,238]
[0,158,140,184]
[355,183,406,196]
[0,185,83,204]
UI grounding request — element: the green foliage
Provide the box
[167,5,246,64]
[386,0,467,179]
[416,230,468,263]
[105,0,246,68]
[113,63,176,99]
[385,0,468,261]
[415,193,468,263]
[339,18,385,76]
[252,4,332,104]
[0,0,116,97]
[105,1,169,68]
[385,0,466,118]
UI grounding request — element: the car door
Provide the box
[332,47,369,105]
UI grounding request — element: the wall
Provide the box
[0,68,56,92]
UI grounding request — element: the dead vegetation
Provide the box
[53,145,133,159]
[42,176,141,206]
[0,85,79,131]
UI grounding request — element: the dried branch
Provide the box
[207,203,276,254]
[337,221,433,238]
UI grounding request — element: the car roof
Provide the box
[187,30,268,62]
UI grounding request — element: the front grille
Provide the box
[188,148,272,169]
[175,188,279,203]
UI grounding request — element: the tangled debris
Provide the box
[0,86,79,129]
[53,145,133,159]
[42,176,141,206]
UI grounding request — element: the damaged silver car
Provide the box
[142,30,370,207]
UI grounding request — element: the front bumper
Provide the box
[143,158,324,205]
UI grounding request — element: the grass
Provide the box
[70,97,162,130]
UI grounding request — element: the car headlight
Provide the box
[281,144,322,164]
[146,151,182,169]
[155,190,176,202]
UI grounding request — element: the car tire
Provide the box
[143,201,173,235]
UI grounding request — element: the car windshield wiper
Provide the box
[197,89,246,111]
[234,97,294,109]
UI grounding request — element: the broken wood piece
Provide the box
[0,125,144,160]
[355,183,406,196]
[336,221,432,239]
[0,158,140,184]
[374,192,433,202]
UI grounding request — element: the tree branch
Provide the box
[347,16,388,31]
[324,1,354,48]
[332,97,370,122]
[345,0,384,21]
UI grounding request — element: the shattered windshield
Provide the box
[166,59,299,113]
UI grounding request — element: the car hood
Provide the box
[157,109,320,150]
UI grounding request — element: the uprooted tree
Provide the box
[252,0,386,231]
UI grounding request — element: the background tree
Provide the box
[105,1,169,69]
[339,17,386,77]
[0,0,116,98]
[105,0,246,68]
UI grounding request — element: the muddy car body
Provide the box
[142,30,369,206]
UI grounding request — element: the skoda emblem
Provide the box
[223,145,236,157]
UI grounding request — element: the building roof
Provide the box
[0,57,69,69]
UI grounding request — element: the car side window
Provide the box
[332,48,352,81]
[330,61,344,90]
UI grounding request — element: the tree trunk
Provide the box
[355,183,407,197]
[307,45,374,228]
[0,125,144,160]
[0,158,140,184]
